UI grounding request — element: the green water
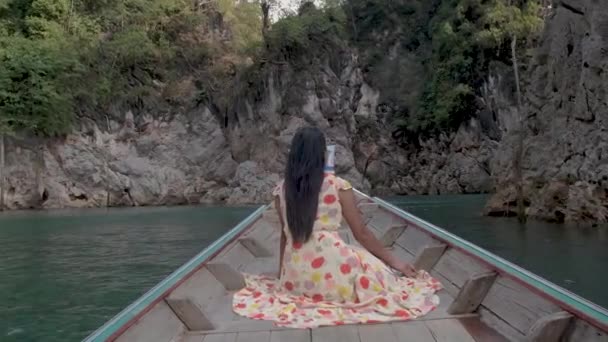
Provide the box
[1,196,607,341]
[0,205,256,342]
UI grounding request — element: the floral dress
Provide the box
[232,174,442,328]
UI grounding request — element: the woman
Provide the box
[233,127,441,328]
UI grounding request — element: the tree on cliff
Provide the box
[476,0,543,223]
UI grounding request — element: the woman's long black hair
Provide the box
[284,127,326,243]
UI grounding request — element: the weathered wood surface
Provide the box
[206,262,246,291]
[358,324,398,342]
[379,224,407,247]
[182,334,205,342]
[201,334,237,342]
[482,276,561,335]
[448,271,497,314]
[239,237,273,257]
[459,317,509,342]
[391,322,436,341]
[395,227,442,256]
[526,311,573,342]
[311,325,360,342]
[217,243,256,272]
[479,307,525,341]
[115,301,184,342]
[413,243,447,271]
[562,319,608,342]
[426,319,476,342]
[235,331,270,342]
[169,268,226,308]
[166,298,214,331]
[433,248,491,289]
[358,203,379,223]
[269,330,311,342]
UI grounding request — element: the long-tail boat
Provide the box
[83,190,608,342]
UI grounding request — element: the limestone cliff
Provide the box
[3,45,499,210]
[485,0,608,223]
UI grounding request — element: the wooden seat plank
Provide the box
[448,271,497,315]
[413,244,447,271]
[526,311,573,342]
[166,298,214,331]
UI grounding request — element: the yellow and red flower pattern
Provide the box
[232,174,442,328]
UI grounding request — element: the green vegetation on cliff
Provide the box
[0,0,260,136]
[0,0,543,139]
[345,0,543,140]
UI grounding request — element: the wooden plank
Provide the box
[358,324,398,342]
[270,330,310,342]
[218,242,257,272]
[115,301,185,342]
[425,319,476,342]
[420,290,463,321]
[561,318,608,342]
[459,317,509,342]
[206,262,246,291]
[395,227,442,256]
[367,209,396,233]
[391,244,415,263]
[391,321,435,341]
[236,331,271,342]
[169,268,226,307]
[413,243,447,271]
[203,333,238,342]
[429,270,458,298]
[479,307,525,341]
[166,298,214,331]
[182,334,205,342]
[239,237,273,257]
[481,276,561,335]
[526,311,573,342]
[433,248,491,289]
[311,325,360,342]
[241,257,278,276]
[358,203,378,223]
[448,271,497,315]
[379,224,407,247]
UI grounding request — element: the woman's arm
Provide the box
[339,188,417,277]
[275,197,287,278]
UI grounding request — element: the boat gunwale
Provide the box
[367,193,608,332]
[82,205,269,342]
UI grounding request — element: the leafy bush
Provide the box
[265,3,346,64]
[0,35,81,136]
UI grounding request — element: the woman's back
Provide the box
[273,174,352,239]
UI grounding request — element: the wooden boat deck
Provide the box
[173,203,508,342]
[85,191,608,342]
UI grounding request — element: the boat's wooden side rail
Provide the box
[361,193,608,342]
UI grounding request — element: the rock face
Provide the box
[9,0,605,218]
[2,45,500,210]
[486,0,608,222]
